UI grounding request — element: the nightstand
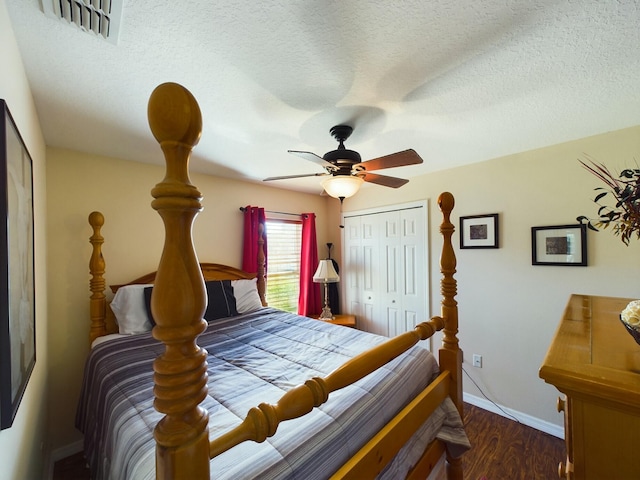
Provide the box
[312,314,356,328]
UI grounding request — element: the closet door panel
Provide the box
[343,217,362,327]
[399,209,426,330]
[403,244,417,296]
[385,244,399,295]
[361,216,381,334]
[386,305,401,337]
[346,243,361,329]
[380,211,400,336]
[362,244,381,333]
[404,310,418,334]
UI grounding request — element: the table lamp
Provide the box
[313,259,340,320]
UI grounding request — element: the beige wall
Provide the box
[0,1,49,478]
[343,125,640,432]
[45,147,338,451]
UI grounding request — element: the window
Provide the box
[265,219,302,312]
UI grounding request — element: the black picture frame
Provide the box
[531,224,587,266]
[460,213,499,249]
[0,100,36,430]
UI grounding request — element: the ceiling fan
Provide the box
[263,125,423,199]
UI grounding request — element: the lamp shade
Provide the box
[321,175,364,199]
[313,259,340,283]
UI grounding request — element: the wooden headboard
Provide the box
[88,215,266,344]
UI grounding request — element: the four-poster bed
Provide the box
[77,82,468,479]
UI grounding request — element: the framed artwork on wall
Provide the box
[531,224,587,266]
[460,213,499,249]
[0,99,36,430]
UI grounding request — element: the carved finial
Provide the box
[437,192,454,218]
[88,211,104,228]
[148,82,202,147]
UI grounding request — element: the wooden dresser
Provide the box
[539,294,640,479]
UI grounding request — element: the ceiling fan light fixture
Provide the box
[322,175,364,199]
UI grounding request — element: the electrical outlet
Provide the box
[472,354,482,368]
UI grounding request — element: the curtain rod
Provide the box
[239,207,303,217]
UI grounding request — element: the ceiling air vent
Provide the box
[40,0,123,44]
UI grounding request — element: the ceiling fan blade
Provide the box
[355,149,423,172]
[288,150,336,169]
[264,172,328,181]
[360,172,409,188]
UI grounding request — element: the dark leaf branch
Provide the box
[576,157,640,246]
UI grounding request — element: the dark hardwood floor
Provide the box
[52,451,90,480]
[462,402,565,480]
[53,403,565,479]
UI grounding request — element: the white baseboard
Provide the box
[464,393,564,439]
[51,438,84,462]
[46,439,84,480]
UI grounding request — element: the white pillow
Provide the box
[231,278,263,314]
[110,284,154,334]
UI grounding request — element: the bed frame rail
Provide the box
[332,370,451,479]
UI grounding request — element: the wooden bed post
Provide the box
[88,211,107,344]
[437,192,464,480]
[147,83,210,480]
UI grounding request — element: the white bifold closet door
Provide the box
[343,201,428,338]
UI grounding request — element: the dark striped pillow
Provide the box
[204,280,238,321]
[143,280,238,325]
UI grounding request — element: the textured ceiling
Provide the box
[6,0,640,195]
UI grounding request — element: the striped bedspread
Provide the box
[76,308,469,480]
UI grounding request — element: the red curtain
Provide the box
[242,206,266,274]
[298,213,321,316]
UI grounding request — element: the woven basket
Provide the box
[620,315,640,345]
